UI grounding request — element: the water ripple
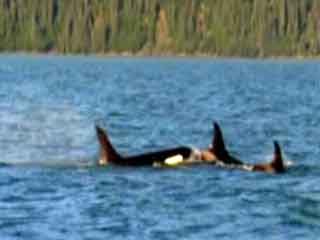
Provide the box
[0,55,319,239]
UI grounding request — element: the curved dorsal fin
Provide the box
[212,122,229,159]
[211,122,243,165]
[271,141,285,173]
[95,125,121,165]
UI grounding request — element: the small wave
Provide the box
[285,160,294,167]
[0,162,11,168]
[0,64,14,73]
[1,159,95,169]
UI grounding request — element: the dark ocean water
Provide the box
[0,55,319,239]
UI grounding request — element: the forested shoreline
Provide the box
[0,0,320,57]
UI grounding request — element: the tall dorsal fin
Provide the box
[211,122,243,165]
[212,122,229,159]
[95,125,121,165]
[271,141,285,173]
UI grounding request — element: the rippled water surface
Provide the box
[0,55,320,239]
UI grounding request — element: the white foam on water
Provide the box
[0,103,95,166]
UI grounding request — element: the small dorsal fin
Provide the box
[212,122,228,159]
[95,125,121,165]
[271,141,285,173]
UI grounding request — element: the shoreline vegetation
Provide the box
[1,0,320,58]
[2,51,317,61]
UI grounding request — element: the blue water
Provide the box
[0,55,320,239]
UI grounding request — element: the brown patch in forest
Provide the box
[155,8,171,50]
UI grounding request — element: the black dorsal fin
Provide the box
[212,122,228,159]
[211,122,243,165]
[95,125,121,165]
[271,141,285,173]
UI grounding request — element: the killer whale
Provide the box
[95,125,202,167]
[201,122,287,173]
[95,122,287,173]
[249,141,286,173]
[200,122,243,165]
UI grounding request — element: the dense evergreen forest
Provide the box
[0,0,320,57]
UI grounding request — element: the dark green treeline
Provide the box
[0,0,320,57]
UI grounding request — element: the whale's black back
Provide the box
[117,147,192,166]
[96,125,193,166]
